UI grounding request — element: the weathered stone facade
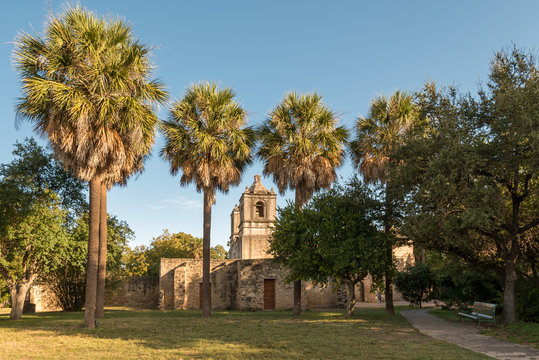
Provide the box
[25,277,159,312]
[159,258,344,310]
[228,175,277,259]
[106,276,159,308]
[161,175,415,311]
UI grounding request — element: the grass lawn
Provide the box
[429,309,538,349]
[0,307,490,360]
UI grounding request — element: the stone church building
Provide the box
[159,175,414,311]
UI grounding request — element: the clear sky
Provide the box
[1,1,538,249]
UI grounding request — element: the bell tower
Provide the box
[228,175,277,259]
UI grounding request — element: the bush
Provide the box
[395,263,436,308]
[516,279,539,322]
[435,265,501,310]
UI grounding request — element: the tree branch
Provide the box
[519,219,539,234]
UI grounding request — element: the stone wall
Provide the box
[27,285,62,312]
[160,258,340,311]
[173,259,238,310]
[236,259,301,310]
[106,276,159,308]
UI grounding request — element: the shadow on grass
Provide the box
[0,307,491,359]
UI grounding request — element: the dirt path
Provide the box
[401,309,539,360]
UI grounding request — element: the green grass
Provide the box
[0,307,491,359]
[429,309,538,349]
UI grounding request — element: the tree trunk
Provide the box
[96,181,108,319]
[503,258,517,324]
[385,275,395,315]
[384,187,395,315]
[293,190,304,316]
[345,280,356,317]
[202,189,212,318]
[84,177,101,329]
[9,282,30,320]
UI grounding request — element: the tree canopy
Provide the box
[269,178,387,316]
[395,46,538,323]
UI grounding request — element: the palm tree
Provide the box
[96,153,147,319]
[13,5,166,328]
[258,92,348,315]
[161,82,254,318]
[349,91,418,315]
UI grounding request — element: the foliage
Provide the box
[0,139,84,318]
[395,46,538,323]
[257,92,348,207]
[124,229,229,277]
[270,177,387,315]
[122,246,150,278]
[13,4,167,184]
[428,253,501,310]
[210,245,228,260]
[349,90,421,315]
[46,214,134,311]
[515,280,539,322]
[395,263,437,308]
[161,82,254,200]
[161,81,254,317]
[0,139,86,224]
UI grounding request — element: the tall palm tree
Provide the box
[14,6,166,328]
[96,153,147,319]
[349,91,418,315]
[258,92,348,315]
[161,82,254,318]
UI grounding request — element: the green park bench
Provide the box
[458,301,497,328]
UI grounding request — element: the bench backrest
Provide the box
[472,302,496,316]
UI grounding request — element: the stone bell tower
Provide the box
[228,175,277,259]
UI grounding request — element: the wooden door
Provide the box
[199,283,211,310]
[264,279,276,310]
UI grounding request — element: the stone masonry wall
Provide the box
[173,259,238,310]
[236,259,304,310]
[106,276,159,308]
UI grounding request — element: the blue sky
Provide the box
[1,1,538,248]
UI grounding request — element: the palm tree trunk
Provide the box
[293,190,304,316]
[96,181,108,319]
[84,177,101,329]
[202,189,212,318]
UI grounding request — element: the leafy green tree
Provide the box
[349,91,420,315]
[122,246,150,278]
[395,263,436,308]
[161,82,254,317]
[397,47,538,323]
[258,92,348,315]
[144,230,203,276]
[14,5,166,327]
[0,191,68,319]
[429,253,501,310]
[123,230,228,277]
[270,178,386,316]
[210,245,228,260]
[0,139,86,319]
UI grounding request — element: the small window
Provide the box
[255,201,265,218]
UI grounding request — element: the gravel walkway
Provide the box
[401,309,539,360]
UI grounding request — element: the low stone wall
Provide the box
[106,276,159,308]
